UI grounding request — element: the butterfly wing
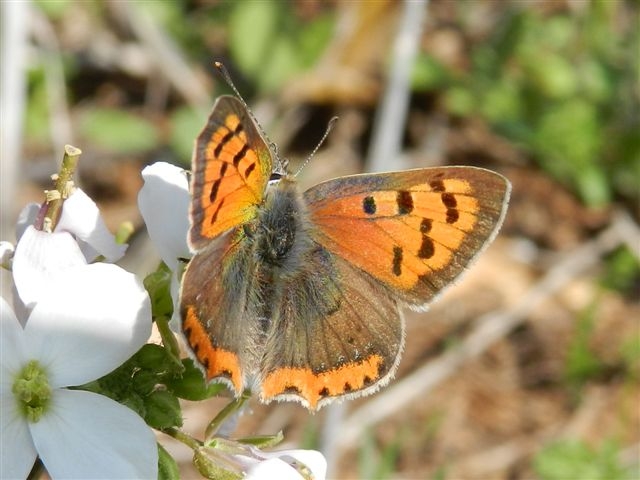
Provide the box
[303,167,511,307]
[259,246,404,410]
[189,95,272,250]
[180,228,257,396]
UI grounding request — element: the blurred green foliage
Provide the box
[137,1,334,94]
[227,2,334,93]
[28,1,638,212]
[170,107,208,165]
[533,439,634,480]
[601,246,640,296]
[415,2,639,207]
[564,303,604,390]
[357,430,402,480]
[79,108,159,154]
[24,68,50,146]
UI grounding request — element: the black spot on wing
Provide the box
[244,162,256,179]
[214,129,234,158]
[392,246,403,276]
[441,193,459,224]
[420,218,433,233]
[209,179,221,203]
[233,144,249,167]
[441,192,457,208]
[396,190,414,215]
[418,237,435,259]
[446,209,459,224]
[363,196,376,215]
[430,180,445,192]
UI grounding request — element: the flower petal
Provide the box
[0,393,38,479]
[25,263,151,387]
[16,202,41,241]
[56,188,127,262]
[12,226,87,309]
[239,447,327,480]
[138,162,191,269]
[31,389,157,479]
[258,449,327,480]
[245,458,305,480]
[0,297,26,393]
[168,268,182,333]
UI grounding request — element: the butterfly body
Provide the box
[180,95,511,410]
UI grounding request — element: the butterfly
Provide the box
[179,95,511,411]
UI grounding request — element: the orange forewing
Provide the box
[305,167,510,306]
[189,96,272,250]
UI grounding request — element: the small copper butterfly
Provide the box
[179,90,511,411]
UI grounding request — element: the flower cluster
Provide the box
[1,186,157,478]
[1,157,327,479]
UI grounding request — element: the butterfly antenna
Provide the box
[214,61,286,172]
[294,116,339,177]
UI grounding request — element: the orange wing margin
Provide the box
[189,96,272,251]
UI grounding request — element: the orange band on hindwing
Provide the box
[182,306,243,393]
[261,354,385,410]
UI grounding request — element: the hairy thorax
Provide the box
[249,177,313,273]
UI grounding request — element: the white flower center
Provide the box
[12,360,52,422]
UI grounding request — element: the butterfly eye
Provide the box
[268,172,283,183]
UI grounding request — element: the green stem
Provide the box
[155,316,183,369]
[162,427,202,450]
[205,390,251,442]
[43,145,82,232]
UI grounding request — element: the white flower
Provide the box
[195,438,327,480]
[0,262,157,479]
[14,188,127,310]
[243,448,327,480]
[138,162,191,330]
[17,188,127,264]
[137,162,191,270]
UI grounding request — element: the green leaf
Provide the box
[258,36,300,93]
[575,164,611,207]
[229,1,278,78]
[601,246,640,295]
[134,343,175,373]
[158,443,180,480]
[620,334,640,381]
[444,87,476,116]
[237,431,284,449]
[358,429,401,480]
[168,359,225,401]
[480,80,523,123]
[170,107,208,166]
[411,54,449,91]
[194,447,243,480]
[34,0,73,19]
[534,440,631,480]
[564,304,603,389]
[297,13,334,68]
[24,68,50,146]
[525,52,577,99]
[143,263,174,320]
[534,99,606,204]
[145,390,182,430]
[79,108,159,154]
